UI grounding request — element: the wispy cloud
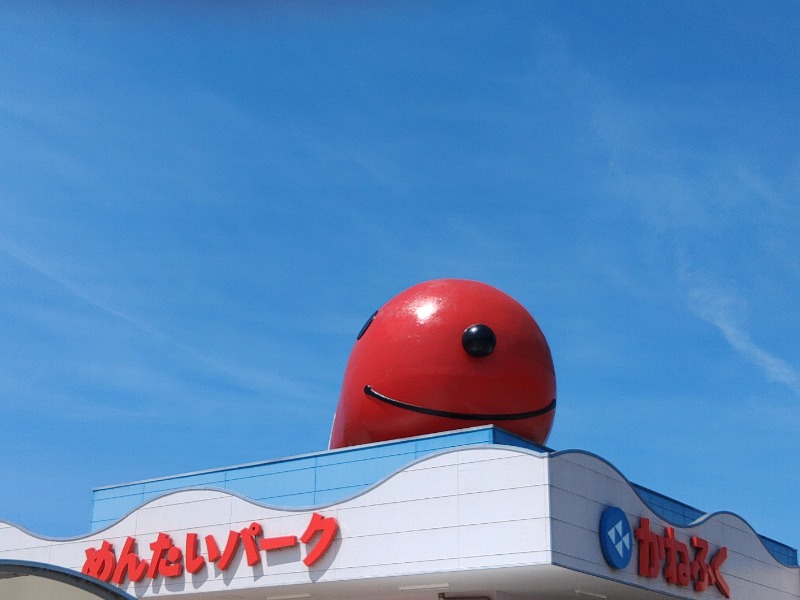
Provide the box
[0,234,327,404]
[576,36,800,401]
[686,275,800,396]
[0,234,149,331]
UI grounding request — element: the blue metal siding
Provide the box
[90,426,506,530]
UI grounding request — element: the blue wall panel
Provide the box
[228,468,316,500]
[315,452,415,491]
[92,483,144,501]
[143,472,225,494]
[225,456,317,480]
[92,494,147,523]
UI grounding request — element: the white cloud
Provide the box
[686,277,800,396]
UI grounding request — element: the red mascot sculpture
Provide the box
[329,279,556,448]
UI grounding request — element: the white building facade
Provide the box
[1,426,797,600]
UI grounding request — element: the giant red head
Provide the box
[329,279,556,448]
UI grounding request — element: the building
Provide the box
[1,425,798,600]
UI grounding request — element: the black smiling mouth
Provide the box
[364,385,556,421]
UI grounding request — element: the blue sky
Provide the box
[1,1,799,551]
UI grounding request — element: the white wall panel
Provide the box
[330,525,461,567]
[458,518,549,559]
[135,493,233,535]
[457,453,547,494]
[459,550,550,569]
[338,495,459,537]
[458,486,548,526]
[455,447,526,465]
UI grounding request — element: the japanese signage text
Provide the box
[82,512,338,585]
[635,517,730,598]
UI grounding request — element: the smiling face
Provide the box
[329,279,556,449]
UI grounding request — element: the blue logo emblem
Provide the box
[600,506,632,569]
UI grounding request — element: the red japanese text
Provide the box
[82,513,339,585]
[635,518,729,598]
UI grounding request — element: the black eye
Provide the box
[462,323,496,358]
[357,310,378,340]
